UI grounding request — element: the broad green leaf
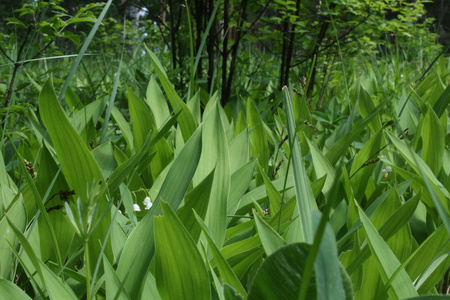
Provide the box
[72,96,106,133]
[357,203,418,299]
[326,100,388,165]
[177,168,215,243]
[155,202,210,300]
[107,113,178,195]
[39,77,106,203]
[359,85,382,133]
[405,225,450,288]
[0,279,32,300]
[194,211,247,298]
[432,82,450,118]
[420,104,444,175]
[228,128,250,174]
[146,45,197,142]
[292,93,314,156]
[254,211,286,256]
[282,87,316,244]
[414,253,449,294]
[306,137,336,197]
[64,87,83,111]
[116,126,202,299]
[404,296,450,300]
[386,131,450,216]
[0,192,26,280]
[103,256,130,300]
[199,103,230,247]
[247,98,269,186]
[228,160,257,219]
[146,75,170,129]
[349,130,384,199]
[39,76,112,268]
[7,216,78,300]
[347,194,420,274]
[0,149,11,187]
[248,243,316,300]
[91,141,116,179]
[312,211,346,300]
[127,86,154,150]
[258,163,282,216]
[111,106,134,152]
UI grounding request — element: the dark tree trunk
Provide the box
[306,2,335,98]
[222,0,248,106]
[221,0,230,105]
[207,0,216,92]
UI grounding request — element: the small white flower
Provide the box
[143,196,153,210]
[400,74,404,78]
[133,204,141,212]
[382,166,392,178]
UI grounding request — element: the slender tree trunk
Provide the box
[306,2,335,98]
[279,0,302,89]
[279,19,289,88]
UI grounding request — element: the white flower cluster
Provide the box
[133,196,153,212]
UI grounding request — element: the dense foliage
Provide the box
[0,0,449,299]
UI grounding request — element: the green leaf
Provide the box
[6,216,78,300]
[227,159,257,219]
[127,86,154,150]
[0,279,32,300]
[39,76,106,203]
[103,256,130,300]
[155,202,210,300]
[347,194,420,274]
[312,211,346,300]
[258,163,282,217]
[349,129,384,199]
[282,87,316,243]
[248,243,316,300]
[0,192,26,280]
[146,45,197,142]
[176,168,215,243]
[405,225,450,292]
[357,203,418,299]
[359,85,382,133]
[306,137,336,197]
[111,106,134,152]
[198,103,230,247]
[39,76,112,268]
[146,75,171,129]
[420,104,445,175]
[116,126,202,299]
[107,113,178,195]
[326,100,388,165]
[254,211,286,256]
[247,99,269,185]
[432,82,450,118]
[194,211,247,298]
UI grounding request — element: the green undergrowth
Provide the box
[0,50,449,299]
